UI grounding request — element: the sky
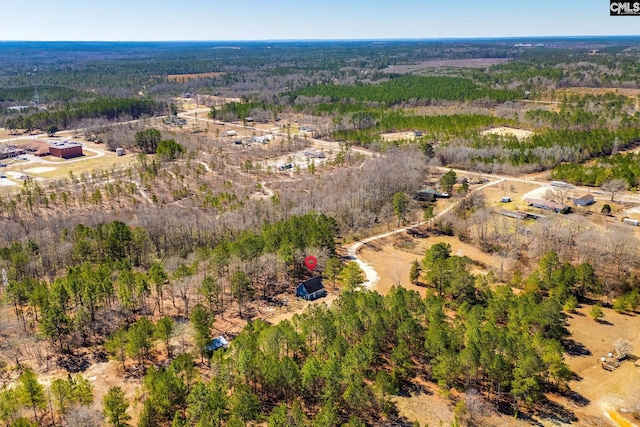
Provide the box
[1,0,639,41]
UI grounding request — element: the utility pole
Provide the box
[195,94,198,129]
[27,68,39,108]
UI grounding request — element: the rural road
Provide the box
[347,178,504,288]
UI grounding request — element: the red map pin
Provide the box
[304,255,317,271]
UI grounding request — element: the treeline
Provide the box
[473,61,564,86]
[333,111,513,147]
[439,127,640,172]
[3,97,167,132]
[0,85,91,104]
[289,75,522,106]
[552,152,640,187]
[525,96,640,130]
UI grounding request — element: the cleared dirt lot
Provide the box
[167,72,225,82]
[478,179,542,205]
[480,126,534,140]
[380,131,418,142]
[564,304,640,426]
[359,233,502,297]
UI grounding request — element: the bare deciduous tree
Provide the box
[544,187,571,205]
[613,338,633,358]
[602,179,627,202]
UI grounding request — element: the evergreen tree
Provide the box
[103,386,131,427]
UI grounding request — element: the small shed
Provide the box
[296,276,327,301]
[573,194,595,206]
[205,335,229,352]
[623,218,639,226]
[224,130,237,137]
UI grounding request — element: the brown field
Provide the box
[479,179,542,205]
[167,72,225,82]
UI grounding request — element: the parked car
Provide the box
[278,163,293,171]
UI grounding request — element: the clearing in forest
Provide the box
[358,233,501,297]
[480,126,533,140]
[167,72,225,82]
[380,131,418,142]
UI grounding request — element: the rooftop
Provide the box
[299,276,324,294]
[49,140,82,149]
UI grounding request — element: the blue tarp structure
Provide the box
[205,335,229,352]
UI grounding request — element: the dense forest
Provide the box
[289,75,523,105]
[3,98,167,133]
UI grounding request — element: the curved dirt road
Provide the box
[347,178,504,288]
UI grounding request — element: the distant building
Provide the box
[415,188,449,201]
[623,218,639,226]
[573,194,595,206]
[224,130,237,137]
[303,150,326,159]
[251,135,273,144]
[49,141,83,159]
[524,198,571,214]
[7,105,30,112]
[205,336,229,352]
[296,276,327,301]
[500,210,531,220]
[116,148,125,156]
[0,145,27,160]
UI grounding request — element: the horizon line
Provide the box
[2,34,640,43]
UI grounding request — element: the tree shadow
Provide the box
[566,310,585,317]
[563,338,592,357]
[92,348,108,363]
[595,318,613,326]
[535,400,578,425]
[406,228,429,238]
[563,390,591,407]
[57,353,90,373]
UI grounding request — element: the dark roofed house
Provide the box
[296,276,327,301]
[415,188,450,202]
[573,194,595,206]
